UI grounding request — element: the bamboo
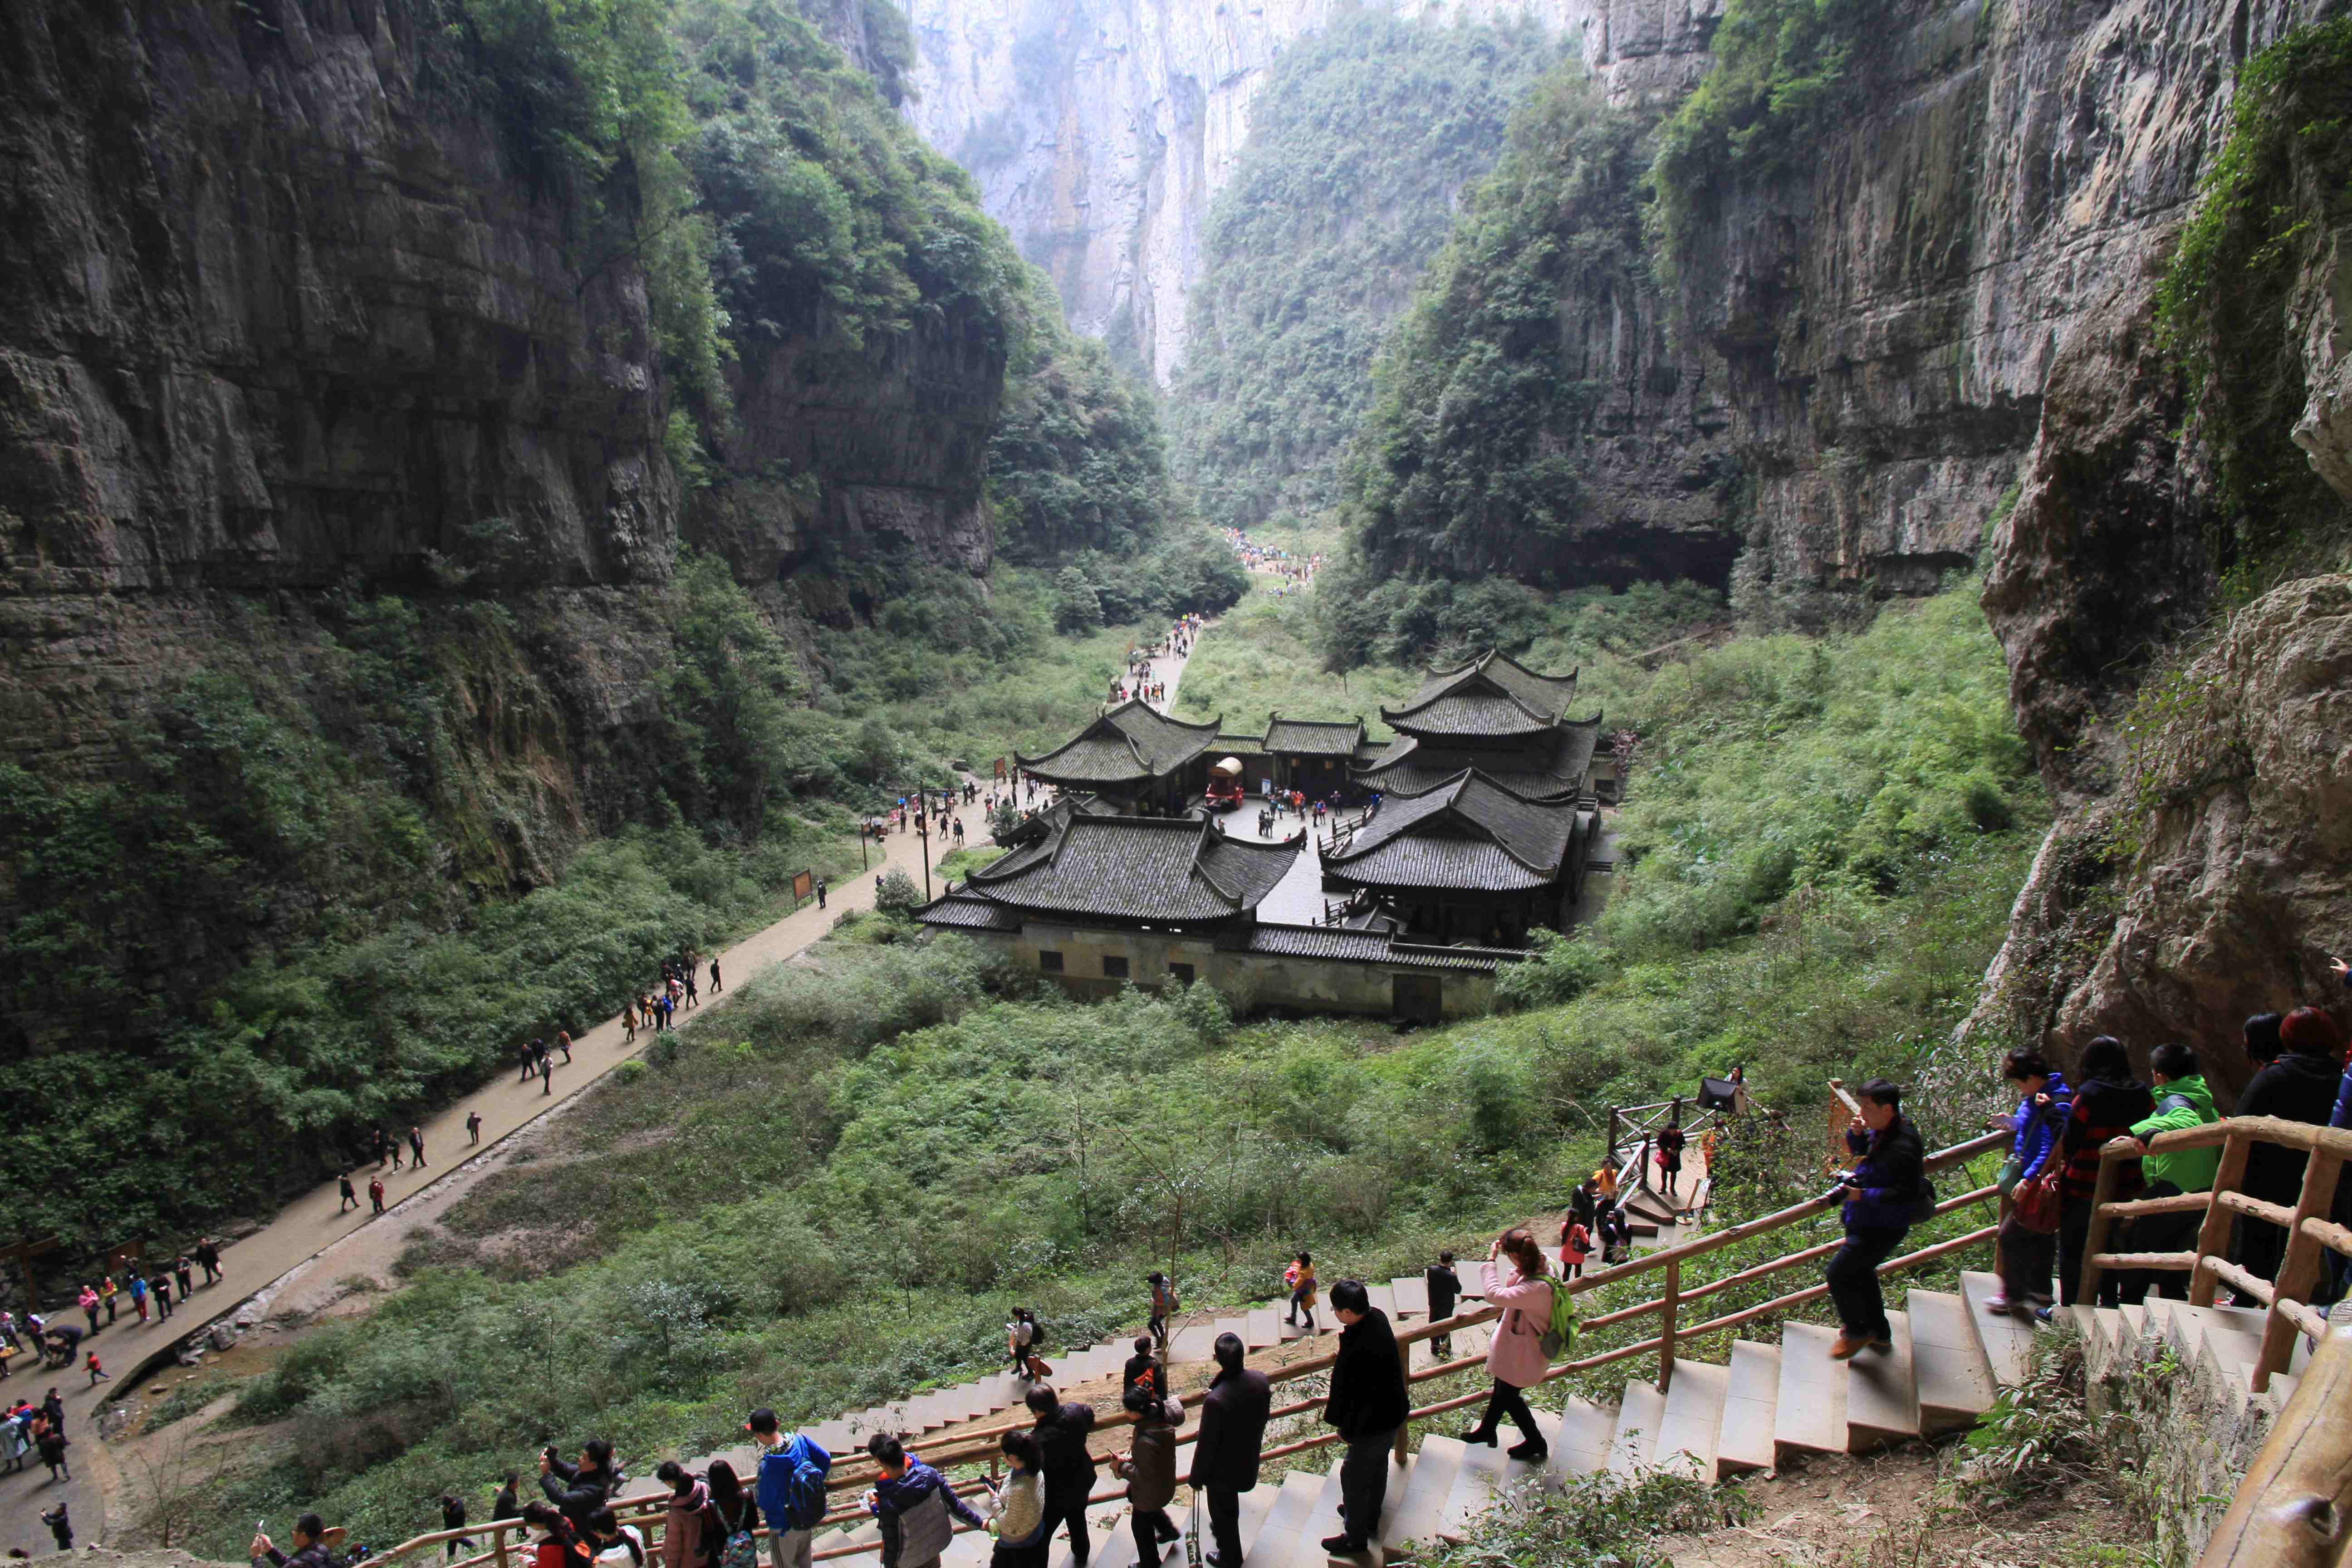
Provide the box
[2196,1325,2352,1568]
[2077,1153,2126,1306]
[2258,1152,2343,1390]
[2190,1133,2253,1309]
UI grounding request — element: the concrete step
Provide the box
[1960,1270,2035,1387]
[1906,1289,1997,1431]
[1774,1323,1852,1458]
[1845,1309,1921,1449]
[1366,1282,1399,1319]
[1436,1436,1516,1538]
[1249,1467,1329,1568]
[1387,1434,1465,1547]
[1170,1323,1218,1363]
[1230,1474,1282,1559]
[1247,1306,1283,1348]
[1390,1276,1430,1318]
[1543,1396,1617,1480]
[1653,1360,1730,1482]
[1607,1380,1663,1474]
[1716,1340,1780,1476]
[1289,1459,1360,1568]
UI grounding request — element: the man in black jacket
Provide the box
[1188,1334,1270,1568]
[540,1440,618,1540]
[2234,1009,2343,1283]
[1321,1281,1407,1557]
[1026,1386,1098,1565]
[1425,1254,1460,1359]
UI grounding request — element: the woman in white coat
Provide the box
[1456,1227,1554,1460]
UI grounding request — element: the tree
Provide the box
[1053,567,1102,634]
[875,869,922,913]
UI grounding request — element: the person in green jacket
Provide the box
[2109,1042,2219,1303]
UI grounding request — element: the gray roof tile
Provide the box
[1383,651,1579,738]
[965,815,1299,923]
[1263,715,1367,756]
[1324,769,1580,892]
[1016,700,1224,785]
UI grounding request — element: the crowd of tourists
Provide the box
[1221,531,1325,590]
[0,1240,225,1398]
[1105,616,1201,710]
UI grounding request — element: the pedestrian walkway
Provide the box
[0,825,938,1552]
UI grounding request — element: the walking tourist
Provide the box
[2112,1040,2220,1303]
[863,1433,984,1568]
[1122,1336,1158,1400]
[468,1110,483,1145]
[2236,1008,2343,1288]
[369,1175,386,1214]
[338,1172,358,1210]
[1459,1230,1553,1460]
[42,1502,72,1552]
[654,1461,708,1568]
[1425,1252,1460,1358]
[980,1432,1048,1568]
[1560,1217,1591,1279]
[750,1406,831,1568]
[1026,1387,1098,1565]
[2048,1036,2151,1316]
[1007,1308,1037,1375]
[1321,1279,1407,1558]
[1989,1047,2070,1316]
[1657,1116,1686,1197]
[410,1124,428,1168]
[706,1460,757,1568]
[441,1493,475,1562]
[1112,1390,1183,1559]
[1189,1333,1271,1568]
[1147,1271,1176,1348]
[1284,1251,1318,1334]
[1824,1078,1925,1359]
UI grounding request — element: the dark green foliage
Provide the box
[1053,565,1103,632]
[1313,565,1721,676]
[2155,17,2352,575]
[1647,0,1891,285]
[994,272,1184,564]
[1339,66,1653,585]
[1167,15,1556,532]
[657,549,814,834]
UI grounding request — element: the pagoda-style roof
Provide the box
[1323,770,1580,893]
[1381,652,1580,740]
[1263,714,1366,756]
[1353,713,1604,802]
[1016,700,1224,787]
[992,792,1117,849]
[926,815,1299,926]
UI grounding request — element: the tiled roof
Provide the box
[965,815,1299,923]
[993,792,1116,849]
[1214,734,1270,758]
[1235,925,1521,973]
[1263,714,1366,756]
[1016,701,1223,785]
[1323,769,1580,892]
[1382,651,1579,738]
[913,892,1024,931]
[1353,717,1603,801]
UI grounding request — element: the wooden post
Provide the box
[1657,1256,1680,1394]
[2199,1323,2352,1567]
[2077,1153,2125,1306]
[2257,1151,2345,1390]
[2190,1133,2253,1308]
[493,1524,508,1568]
[1607,1106,1621,1168]
[1393,1335,1414,1463]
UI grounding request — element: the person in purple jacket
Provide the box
[1825,1079,1926,1360]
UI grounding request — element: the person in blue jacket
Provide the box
[1824,1079,1926,1360]
[748,1407,831,1568]
[1989,1048,2071,1315]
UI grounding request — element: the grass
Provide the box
[1175,591,1423,738]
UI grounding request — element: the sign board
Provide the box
[994,756,1008,780]
[791,869,814,904]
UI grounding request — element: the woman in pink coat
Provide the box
[1456,1228,1553,1460]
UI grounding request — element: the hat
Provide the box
[745,1408,779,1435]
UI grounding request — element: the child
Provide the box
[85,1351,108,1387]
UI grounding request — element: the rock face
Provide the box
[902,0,1720,383]
[0,0,676,598]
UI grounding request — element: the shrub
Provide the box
[874,869,923,914]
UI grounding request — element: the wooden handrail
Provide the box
[374,1127,2011,1568]
[2200,1324,2352,1567]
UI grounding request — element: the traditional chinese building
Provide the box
[1353,651,1603,803]
[1320,769,1596,946]
[1013,699,1225,814]
[1262,714,1367,798]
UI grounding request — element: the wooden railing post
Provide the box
[493,1524,508,1568]
[2258,1150,2345,1391]
[2190,1133,2253,1308]
[2198,1323,2352,1567]
[1394,1334,1414,1463]
[1607,1106,1622,1166]
[2077,1152,2125,1306]
[1657,1256,1679,1394]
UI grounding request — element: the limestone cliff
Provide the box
[902,0,1720,383]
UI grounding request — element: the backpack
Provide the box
[1909,1173,1940,1226]
[713,1500,757,1568]
[778,1436,832,1532]
[1537,1282,1579,1361]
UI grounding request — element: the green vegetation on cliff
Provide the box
[1335,65,1651,590]
[2156,15,2352,578]
[1167,14,1557,533]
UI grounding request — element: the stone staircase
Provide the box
[813,1268,2243,1568]
[2066,1293,2313,1421]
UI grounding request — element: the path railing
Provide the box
[2080,1114,2352,1392]
[368,1126,2010,1568]
[2199,1322,2352,1568]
